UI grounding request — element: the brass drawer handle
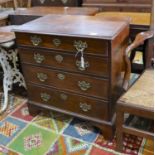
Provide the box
[76,60,89,71]
[57,73,65,80]
[37,73,48,82]
[60,93,68,101]
[30,35,42,46]
[53,38,61,47]
[40,93,51,102]
[34,53,45,64]
[80,103,91,112]
[78,81,91,91]
[55,54,63,63]
[74,40,88,52]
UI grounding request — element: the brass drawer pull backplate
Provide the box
[30,35,42,46]
[34,53,45,64]
[78,81,91,91]
[80,102,91,112]
[53,38,61,47]
[40,93,51,102]
[37,73,48,82]
[74,40,88,52]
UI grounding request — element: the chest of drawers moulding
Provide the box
[14,14,129,139]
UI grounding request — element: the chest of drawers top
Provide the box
[14,14,128,40]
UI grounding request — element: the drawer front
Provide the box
[19,48,109,77]
[16,33,108,56]
[28,84,109,120]
[23,65,109,99]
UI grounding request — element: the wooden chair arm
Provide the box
[123,31,154,90]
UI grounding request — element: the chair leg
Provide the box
[116,129,123,152]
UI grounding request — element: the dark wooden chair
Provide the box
[95,12,152,74]
[116,69,154,152]
[116,30,154,152]
[122,31,153,90]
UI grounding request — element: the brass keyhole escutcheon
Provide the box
[37,73,48,82]
[53,38,61,47]
[60,93,68,101]
[76,60,89,71]
[55,55,63,63]
[57,73,65,80]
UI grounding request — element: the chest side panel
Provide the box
[109,24,129,117]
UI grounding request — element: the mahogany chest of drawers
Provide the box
[14,15,129,139]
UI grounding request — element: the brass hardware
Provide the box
[78,81,91,91]
[30,35,42,46]
[61,0,68,4]
[37,73,48,82]
[57,73,65,80]
[53,38,61,47]
[60,93,68,101]
[74,40,88,52]
[74,40,88,70]
[34,53,45,64]
[40,93,51,102]
[76,60,89,71]
[80,103,91,112]
[55,55,63,63]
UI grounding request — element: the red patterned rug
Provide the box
[0,93,153,155]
